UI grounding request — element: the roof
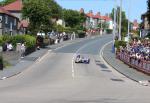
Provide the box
[101,16,112,21]
[93,13,101,19]
[3,0,23,11]
[86,12,94,18]
[86,12,112,21]
[0,6,18,18]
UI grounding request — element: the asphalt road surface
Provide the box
[0,35,149,103]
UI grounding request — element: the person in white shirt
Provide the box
[21,42,26,58]
[7,43,13,51]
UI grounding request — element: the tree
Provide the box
[63,9,86,30]
[22,0,62,34]
[147,0,150,24]
[63,9,80,28]
[47,0,62,19]
[110,6,128,38]
[0,0,16,6]
[148,0,150,12]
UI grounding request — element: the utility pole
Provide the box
[127,0,131,40]
[127,0,131,51]
[119,0,122,40]
[112,0,117,53]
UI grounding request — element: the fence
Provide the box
[116,52,150,75]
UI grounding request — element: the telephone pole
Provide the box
[119,0,122,40]
[112,0,117,53]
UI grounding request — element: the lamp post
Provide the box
[127,0,131,51]
[112,0,117,53]
[119,0,122,40]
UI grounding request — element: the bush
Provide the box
[24,35,36,48]
[0,34,36,50]
[11,35,25,47]
[114,40,127,49]
[77,30,85,38]
[0,36,4,46]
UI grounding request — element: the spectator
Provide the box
[21,42,26,58]
[2,42,8,52]
[7,42,13,51]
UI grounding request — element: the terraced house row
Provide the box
[80,8,113,31]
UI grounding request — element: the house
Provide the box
[3,0,23,20]
[0,7,19,35]
[80,8,113,31]
[3,0,29,34]
[141,12,150,37]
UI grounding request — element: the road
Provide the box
[0,35,149,103]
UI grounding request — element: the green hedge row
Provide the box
[0,35,36,48]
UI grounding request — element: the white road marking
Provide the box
[99,41,131,81]
[72,39,99,79]
[37,51,50,62]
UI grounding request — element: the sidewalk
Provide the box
[0,48,48,79]
[102,42,150,82]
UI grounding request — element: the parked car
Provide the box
[74,54,90,64]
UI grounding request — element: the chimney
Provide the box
[89,10,93,13]
[80,8,84,13]
[105,13,109,17]
[97,12,101,16]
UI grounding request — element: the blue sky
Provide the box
[0,0,147,22]
[55,0,148,22]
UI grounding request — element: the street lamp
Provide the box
[112,0,117,53]
[119,0,122,40]
[127,0,131,51]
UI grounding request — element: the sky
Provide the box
[55,0,148,23]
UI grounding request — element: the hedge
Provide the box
[0,35,36,48]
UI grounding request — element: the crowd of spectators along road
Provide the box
[36,31,76,50]
[119,38,150,63]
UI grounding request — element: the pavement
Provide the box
[102,41,150,82]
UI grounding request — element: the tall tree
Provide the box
[63,9,80,28]
[22,0,62,34]
[63,9,86,29]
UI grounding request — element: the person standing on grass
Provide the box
[21,42,26,58]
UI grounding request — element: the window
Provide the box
[14,19,16,26]
[10,22,12,31]
[0,16,2,23]
[5,15,8,24]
